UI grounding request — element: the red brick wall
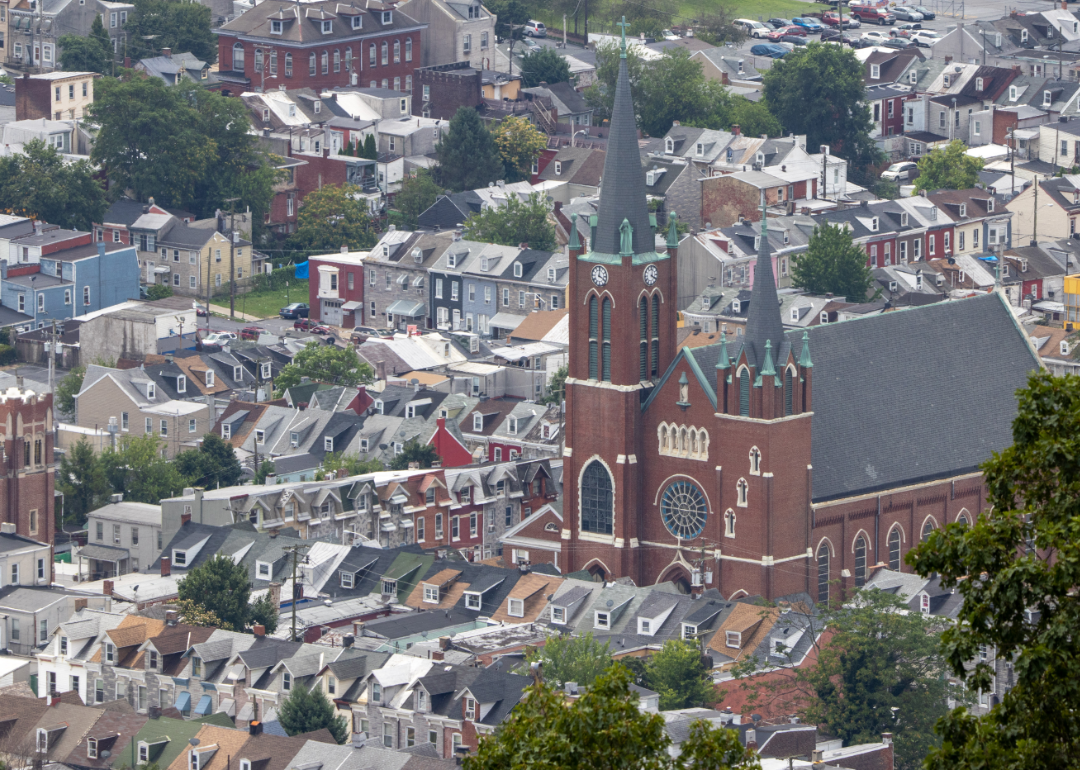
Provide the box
[14,77,51,121]
[307,256,365,322]
[992,108,1018,147]
[702,177,777,229]
[42,232,94,255]
[0,390,56,579]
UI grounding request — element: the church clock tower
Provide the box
[561,20,679,583]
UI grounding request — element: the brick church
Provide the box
[558,35,1040,602]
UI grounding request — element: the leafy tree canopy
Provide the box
[491,116,548,182]
[645,640,714,711]
[146,284,174,301]
[519,47,572,88]
[174,598,225,629]
[465,664,759,770]
[762,42,883,183]
[249,593,280,636]
[99,434,188,504]
[0,141,108,231]
[58,33,111,75]
[525,632,612,688]
[463,192,556,251]
[174,434,244,489]
[176,553,252,632]
[908,370,1080,770]
[278,682,349,744]
[274,342,373,394]
[284,183,378,260]
[394,169,441,228]
[791,221,877,302]
[55,366,86,415]
[388,439,441,471]
[732,590,957,770]
[914,140,983,193]
[436,107,504,192]
[57,439,110,526]
[321,452,384,477]
[123,0,217,65]
[540,365,567,405]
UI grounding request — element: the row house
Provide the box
[365,228,454,331]
[460,398,560,462]
[395,0,494,69]
[96,198,195,247]
[215,0,425,96]
[1006,173,1080,244]
[308,249,366,326]
[927,188,1013,258]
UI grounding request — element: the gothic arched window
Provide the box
[601,298,612,381]
[651,295,660,378]
[817,544,830,605]
[784,367,793,415]
[639,297,648,381]
[888,528,901,571]
[739,368,750,416]
[581,461,614,535]
[922,520,935,542]
[588,296,598,380]
[736,478,748,507]
[854,535,867,587]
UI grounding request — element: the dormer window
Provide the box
[754,236,760,250]
[321,19,332,33]
[871,64,880,79]
[147,383,156,399]
[282,671,292,690]
[987,198,994,212]
[324,437,334,451]
[594,611,610,629]
[695,142,704,157]
[290,431,299,447]
[351,15,362,28]
[88,739,98,759]
[508,598,524,617]
[341,571,354,588]
[177,375,186,393]
[514,262,523,278]
[205,370,215,387]
[665,137,674,153]
[909,70,917,84]
[820,311,828,324]
[271,19,282,34]
[1044,90,1052,106]
[1009,85,1018,101]
[314,100,321,114]
[943,75,950,88]
[473,413,483,431]
[900,212,908,227]
[959,203,967,217]
[371,681,382,702]
[551,605,566,624]
[732,299,741,314]
[1021,29,1028,42]
[465,592,481,610]
[447,252,456,268]
[381,10,392,23]
[261,362,271,379]
[790,307,799,322]
[976,77,984,91]
[554,161,562,175]
[726,630,742,648]
[871,217,878,232]
[460,485,472,503]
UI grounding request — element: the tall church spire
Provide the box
[592,16,653,256]
[743,191,785,367]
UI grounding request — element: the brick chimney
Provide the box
[103,580,114,596]
[253,624,265,636]
[162,48,172,58]
[731,124,741,136]
[431,650,444,661]
[269,582,282,608]
[745,728,757,751]
[181,512,191,526]
[160,556,171,577]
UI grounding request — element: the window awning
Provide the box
[78,543,128,562]
[399,519,414,528]
[380,522,397,532]
[386,299,425,317]
[488,312,525,330]
[175,691,192,713]
[236,701,254,722]
[195,695,213,715]
[216,698,235,717]
[341,300,363,310]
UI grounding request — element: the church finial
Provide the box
[799,330,813,368]
[666,211,679,249]
[617,15,629,57]
[717,324,730,370]
[569,212,581,250]
[619,218,633,256]
[761,339,776,377]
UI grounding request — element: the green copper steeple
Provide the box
[761,339,776,377]
[569,212,580,250]
[667,211,680,249]
[617,15,630,57]
[717,325,730,370]
[799,330,813,368]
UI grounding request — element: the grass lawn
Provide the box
[216,280,309,320]
[530,0,815,34]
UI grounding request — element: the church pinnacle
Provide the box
[743,190,785,368]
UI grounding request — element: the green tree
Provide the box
[174,433,244,489]
[722,97,782,139]
[249,593,279,635]
[491,116,548,182]
[762,43,883,183]
[519,46,572,88]
[583,42,646,125]
[394,169,441,227]
[146,284,174,301]
[0,141,108,231]
[90,14,113,68]
[123,0,217,65]
[637,48,729,138]
[465,664,759,770]
[791,221,877,302]
[525,632,611,688]
[55,366,86,415]
[363,133,377,160]
[284,183,378,261]
[435,107,504,192]
[540,365,567,405]
[485,0,529,42]
[58,33,111,75]
[56,440,109,526]
[914,140,984,193]
[388,439,440,471]
[99,434,188,504]
[274,342,373,394]
[645,640,713,711]
[254,458,276,485]
[907,371,1080,770]
[697,8,748,46]
[463,192,556,251]
[732,591,955,770]
[174,598,225,629]
[177,553,252,631]
[278,681,349,744]
[322,452,383,476]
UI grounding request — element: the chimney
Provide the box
[812,750,824,765]
[341,244,348,253]
[253,624,266,636]
[149,706,162,720]
[731,124,740,136]
[162,47,172,58]
[34,221,42,235]
[269,582,282,608]
[160,556,171,577]
[344,634,354,647]
[165,610,178,626]
[431,650,445,661]
[882,733,893,746]
[103,580,114,596]
[181,512,191,526]
[439,635,452,650]
[745,729,757,750]
[249,722,263,736]
[673,120,680,127]
[124,56,131,68]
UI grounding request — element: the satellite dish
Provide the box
[101,751,112,759]
[606,599,614,608]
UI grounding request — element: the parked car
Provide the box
[524,20,546,37]
[780,34,808,45]
[862,30,891,43]
[751,43,789,57]
[196,306,208,317]
[735,18,772,37]
[891,23,921,37]
[661,29,680,40]
[310,325,334,336]
[768,25,807,40]
[881,161,920,182]
[850,4,895,25]
[911,29,939,46]
[822,12,861,27]
[239,326,264,340]
[203,331,237,346]
[911,5,936,19]
[892,7,924,21]
[767,17,793,28]
[792,17,824,32]
[294,318,319,331]
[821,28,855,43]
[350,326,394,343]
[883,37,916,49]
[849,36,878,48]
[279,302,310,319]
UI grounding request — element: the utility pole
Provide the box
[1033,175,1040,246]
[48,320,56,396]
[284,543,309,642]
[224,197,240,321]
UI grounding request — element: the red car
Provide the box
[239,326,264,340]
[768,25,806,40]
[294,318,317,331]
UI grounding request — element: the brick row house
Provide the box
[214,0,426,97]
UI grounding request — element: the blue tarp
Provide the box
[294,261,309,279]
[195,694,213,715]
[176,691,191,713]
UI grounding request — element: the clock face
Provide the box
[591,265,609,287]
[643,265,658,286]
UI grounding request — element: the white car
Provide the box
[661,29,680,40]
[862,30,891,43]
[203,331,238,345]
[734,19,771,38]
[881,161,920,182]
[911,29,939,46]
